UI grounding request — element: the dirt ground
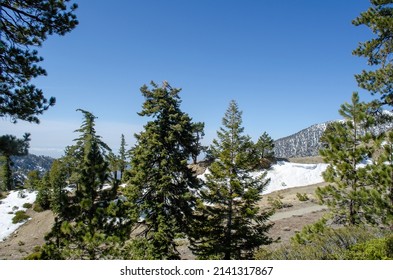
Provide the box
[0,209,54,260]
[0,182,328,260]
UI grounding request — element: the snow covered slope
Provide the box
[198,161,328,195]
[0,190,37,242]
[262,161,327,194]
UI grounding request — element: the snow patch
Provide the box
[198,161,329,195]
[0,190,37,242]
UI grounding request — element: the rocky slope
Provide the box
[274,115,393,158]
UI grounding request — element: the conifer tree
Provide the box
[189,100,273,260]
[118,134,128,182]
[24,170,41,190]
[126,81,200,260]
[317,93,374,226]
[255,131,275,168]
[352,0,393,106]
[41,109,132,259]
[36,172,51,210]
[1,0,78,123]
[366,131,393,227]
[191,122,207,164]
[0,133,30,190]
[49,159,68,216]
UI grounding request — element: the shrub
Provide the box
[33,203,44,212]
[344,235,393,260]
[255,220,388,260]
[23,203,32,209]
[296,192,309,201]
[12,210,30,224]
[267,196,283,209]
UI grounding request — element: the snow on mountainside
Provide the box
[274,122,333,158]
[274,113,393,158]
[198,161,328,195]
[11,154,54,184]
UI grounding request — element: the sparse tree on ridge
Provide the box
[189,100,273,260]
[125,81,200,260]
[255,131,275,169]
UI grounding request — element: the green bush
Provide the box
[344,235,393,260]
[255,220,388,260]
[296,192,309,201]
[33,203,44,212]
[12,210,30,224]
[23,202,33,209]
[267,196,284,209]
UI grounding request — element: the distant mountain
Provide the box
[274,115,393,158]
[11,154,55,183]
[273,122,333,158]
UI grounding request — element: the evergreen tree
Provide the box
[189,100,273,260]
[255,131,275,169]
[352,0,393,106]
[24,170,41,190]
[41,109,132,259]
[126,81,200,260]
[49,159,68,216]
[366,131,393,227]
[317,93,374,226]
[191,122,207,164]
[0,133,30,190]
[36,172,51,210]
[0,0,78,123]
[118,134,128,182]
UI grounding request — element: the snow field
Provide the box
[0,190,37,242]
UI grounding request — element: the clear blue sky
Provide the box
[2,0,375,158]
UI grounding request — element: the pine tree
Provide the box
[366,131,393,227]
[189,100,273,260]
[36,172,51,210]
[191,122,207,164]
[0,133,30,190]
[41,109,132,259]
[24,170,41,190]
[317,92,374,226]
[352,0,393,106]
[0,0,78,123]
[255,131,275,169]
[118,134,128,182]
[49,159,68,216]
[125,81,200,259]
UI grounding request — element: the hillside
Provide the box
[274,113,393,158]
[11,154,54,184]
[274,122,332,158]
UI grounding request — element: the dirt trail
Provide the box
[270,204,327,221]
[0,209,54,260]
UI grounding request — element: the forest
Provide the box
[0,0,393,260]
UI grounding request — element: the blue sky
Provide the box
[2,0,375,158]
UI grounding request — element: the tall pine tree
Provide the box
[0,133,30,190]
[125,81,200,259]
[40,109,132,259]
[189,100,273,260]
[366,131,393,228]
[317,93,374,226]
[352,0,393,106]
